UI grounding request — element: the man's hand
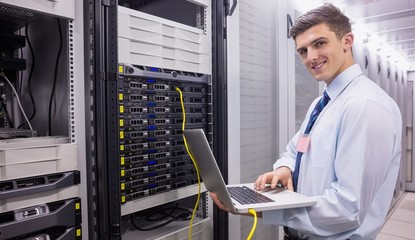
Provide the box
[209,192,262,217]
[254,166,294,191]
[209,192,236,213]
[209,166,293,216]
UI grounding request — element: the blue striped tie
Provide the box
[293,91,331,191]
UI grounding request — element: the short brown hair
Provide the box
[289,3,351,40]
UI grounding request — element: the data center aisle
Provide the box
[377,191,415,240]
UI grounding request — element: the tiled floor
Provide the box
[376,191,415,240]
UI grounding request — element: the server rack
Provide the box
[0,1,83,239]
[85,0,230,239]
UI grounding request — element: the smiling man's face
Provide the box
[295,23,354,85]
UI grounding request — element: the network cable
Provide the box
[0,72,33,130]
[130,203,192,231]
[48,18,63,135]
[175,86,257,240]
[19,24,37,126]
[247,208,258,240]
[175,86,201,240]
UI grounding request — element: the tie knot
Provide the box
[323,91,330,101]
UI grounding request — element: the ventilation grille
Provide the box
[0,4,38,31]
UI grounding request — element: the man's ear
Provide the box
[343,32,354,52]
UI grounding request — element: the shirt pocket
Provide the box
[308,128,336,167]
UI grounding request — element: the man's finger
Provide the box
[271,174,280,188]
[286,178,294,191]
[209,192,229,212]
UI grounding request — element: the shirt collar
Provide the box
[325,64,362,101]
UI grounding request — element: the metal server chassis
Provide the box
[117,63,212,204]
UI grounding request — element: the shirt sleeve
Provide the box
[264,98,401,237]
[273,130,300,172]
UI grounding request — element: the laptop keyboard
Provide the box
[227,186,275,205]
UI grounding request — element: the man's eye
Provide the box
[298,49,307,55]
[316,41,326,47]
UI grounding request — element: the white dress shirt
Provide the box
[263,64,402,239]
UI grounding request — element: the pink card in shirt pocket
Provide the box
[296,134,311,153]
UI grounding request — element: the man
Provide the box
[211,3,402,239]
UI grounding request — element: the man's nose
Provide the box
[307,48,318,62]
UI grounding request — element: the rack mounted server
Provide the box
[118,63,212,204]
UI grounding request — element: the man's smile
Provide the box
[311,61,326,70]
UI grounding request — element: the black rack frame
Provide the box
[85,0,121,239]
[212,0,229,239]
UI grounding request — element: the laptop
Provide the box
[183,129,317,214]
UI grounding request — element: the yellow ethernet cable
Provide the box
[175,86,257,240]
[247,208,258,240]
[175,87,201,240]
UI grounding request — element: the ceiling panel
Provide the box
[326,0,415,70]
